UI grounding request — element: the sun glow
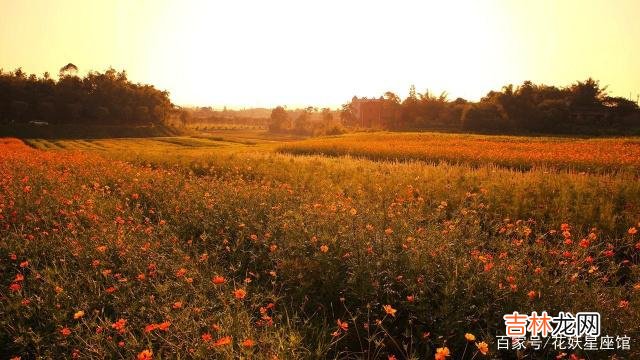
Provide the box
[1,0,639,108]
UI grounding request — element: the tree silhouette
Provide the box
[268,106,289,132]
[0,65,173,125]
[59,63,78,77]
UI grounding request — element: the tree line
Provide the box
[339,79,640,134]
[0,64,173,125]
[269,106,346,136]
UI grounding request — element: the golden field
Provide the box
[1,131,640,359]
[278,132,640,173]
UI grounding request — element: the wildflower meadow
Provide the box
[1,133,639,359]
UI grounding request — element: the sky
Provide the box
[1,0,639,108]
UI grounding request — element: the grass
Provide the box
[0,123,186,139]
[1,133,640,359]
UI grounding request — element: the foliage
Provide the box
[268,106,344,136]
[345,79,639,135]
[0,66,173,125]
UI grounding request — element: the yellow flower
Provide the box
[464,333,475,341]
[383,304,397,317]
[476,341,489,355]
[73,310,85,319]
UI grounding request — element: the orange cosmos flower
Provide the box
[465,333,476,341]
[337,319,349,331]
[201,333,212,342]
[157,321,171,331]
[60,327,71,336]
[9,283,21,292]
[172,301,183,309]
[233,289,247,299]
[383,304,397,317]
[527,290,537,300]
[111,318,127,333]
[175,268,187,277]
[435,347,450,360]
[241,339,255,348]
[629,227,638,235]
[213,336,232,347]
[73,310,85,319]
[212,275,225,285]
[320,245,329,253]
[476,341,489,355]
[137,349,153,360]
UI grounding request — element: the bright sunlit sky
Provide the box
[1,0,639,108]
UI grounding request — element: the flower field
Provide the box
[1,134,640,359]
[278,132,640,173]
